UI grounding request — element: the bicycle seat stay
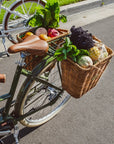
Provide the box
[8,35,49,55]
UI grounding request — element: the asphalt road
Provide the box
[0,10,114,144]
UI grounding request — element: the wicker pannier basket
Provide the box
[61,37,114,98]
[17,28,69,71]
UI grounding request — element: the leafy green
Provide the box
[77,49,89,60]
[26,0,67,29]
[59,15,67,23]
[54,37,89,62]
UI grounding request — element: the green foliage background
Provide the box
[0,0,83,24]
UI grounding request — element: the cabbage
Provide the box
[78,56,93,68]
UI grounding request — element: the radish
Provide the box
[48,28,59,38]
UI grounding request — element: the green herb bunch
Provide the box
[26,0,67,29]
[54,37,89,62]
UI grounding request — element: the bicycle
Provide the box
[0,34,71,144]
[0,0,46,56]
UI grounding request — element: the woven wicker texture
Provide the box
[17,28,69,43]
[61,37,114,98]
[23,55,45,71]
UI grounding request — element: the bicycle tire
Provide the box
[3,0,46,44]
[14,60,71,127]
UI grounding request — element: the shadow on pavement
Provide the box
[1,126,40,144]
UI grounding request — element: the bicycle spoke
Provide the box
[24,85,46,108]
[3,0,45,43]
[25,93,44,109]
[15,62,70,127]
[20,4,26,17]
[25,2,33,16]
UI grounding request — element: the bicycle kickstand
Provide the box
[13,125,20,144]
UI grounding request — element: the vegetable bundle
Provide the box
[54,26,109,68]
[54,37,89,62]
[70,26,94,50]
[26,0,67,29]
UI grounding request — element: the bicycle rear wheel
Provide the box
[3,0,46,44]
[15,61,71,127]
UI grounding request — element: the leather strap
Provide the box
[0,74,6,83]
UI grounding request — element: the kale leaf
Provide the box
[54,37,89,62]
[26,0,67,29]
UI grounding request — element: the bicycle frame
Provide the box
[0,54,62,125]
[0,64,23,123]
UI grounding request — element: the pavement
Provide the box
[60,2,114,29]
[60,0,114,15]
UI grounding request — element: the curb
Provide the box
[60,0,114,16]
